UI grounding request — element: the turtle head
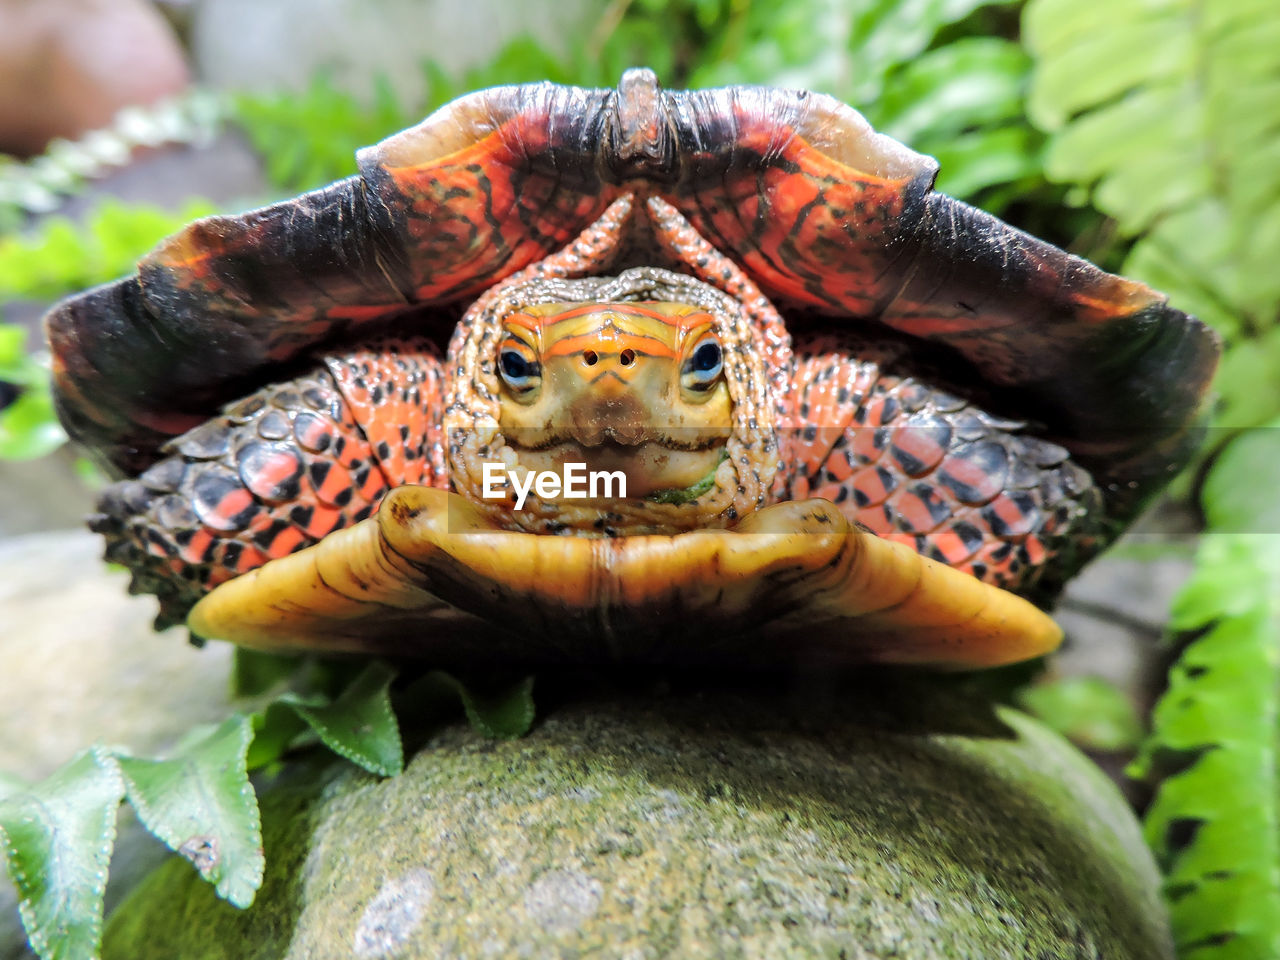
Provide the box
[445,267,781,535]
[494,302,732,497]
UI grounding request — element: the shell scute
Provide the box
[48,72,1217,494]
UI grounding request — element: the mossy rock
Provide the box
[104,676,1170,959]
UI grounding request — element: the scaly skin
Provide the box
[788,336,1102,597]
[92,338,446,627]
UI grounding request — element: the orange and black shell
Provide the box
[47,70,1220,623]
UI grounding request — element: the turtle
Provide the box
[45,69,1220,670]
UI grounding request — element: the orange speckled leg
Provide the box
[92,337,446,629]
[785,335,1106,595]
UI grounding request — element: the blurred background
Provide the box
[0,0,1276,954]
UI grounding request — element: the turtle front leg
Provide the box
[91,337,446,629]
[785,335,1106,597]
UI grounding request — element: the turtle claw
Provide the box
[189,486,1060,669]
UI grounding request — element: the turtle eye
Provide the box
[497,340,540,395]
[682,336,723,392]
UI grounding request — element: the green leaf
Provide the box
[0,748,125,960]
[1026,0,1280,349]
[285,662,403,777]
[873,37,1030,144]
[232,72,411,192]
[0,323,26,378]
[408,672,537,740]
[1202,417,1280,533]
[456,36,589,92]
[231,648,303,699]
[1018,675,1143,751]
[0,199,216,300]
[114,715,263,908]
[0,387,65,461]
[245,700,311,772]
[1131,535,1280,959]
[1210,333,1280,431]
[864,37,1042,203]
[0,324,65,461]
[923,126,1043,201]
[459,675,536,739]
[849,0,1020,104]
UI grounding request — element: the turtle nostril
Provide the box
[583,350,599,366]
[619,348,636,366]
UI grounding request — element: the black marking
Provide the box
[191,466,257,532]
[237,442,304,504]
[937,441,1009,505]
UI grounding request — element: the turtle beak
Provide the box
[568,390,655,446]
[555,333,664,446]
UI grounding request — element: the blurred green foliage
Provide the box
[0,324,61,459]
[1024,1,1280,952]
[0,200,216,459]
[1130,534,1280,960]
[0,199,214,298]
[1017,675,1143,752]
[1026,0,1280,435]
[231,0,1059,221]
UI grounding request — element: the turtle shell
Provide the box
[44,69,1220,668]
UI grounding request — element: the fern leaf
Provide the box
[1025,0,1280,428]
[1131,535,1280,959]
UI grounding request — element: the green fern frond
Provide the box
[1130,535,1280,959]
[1025,0,1280,428]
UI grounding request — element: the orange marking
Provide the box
[890,489,943,534]
[986,495,1035,538]
[849,428,885,466]
[823,452,854,483]
[180,529,215,565]
[210,488,253,527]
[940,453,1003,504]
[930,529,978,566]
[244,450,302,501]
[359,468,386,503]
[853,465,892,505]
[855,509,893,535]
[891,428,945,475]
[234,545,269,574]
[264,526,307,560]
[298,502,343,539]
[327,303,405,322]
[1024,536,1047,567]
[315,462,355,506]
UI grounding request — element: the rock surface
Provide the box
[0,530,234,780]
[104,679,1172,959]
